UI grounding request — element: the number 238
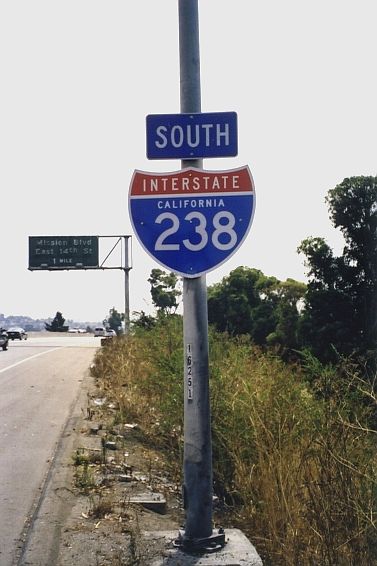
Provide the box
[155,211,237,252]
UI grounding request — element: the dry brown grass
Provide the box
[90,323,377,565]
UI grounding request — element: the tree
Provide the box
[207,266,306,350]
[208,267,261,336]
[266,278,307,353]
[105,307,124,335]
[298,176,377,365]
[148,269,181,314]
[45,311,68,332]
[131,310,156,331]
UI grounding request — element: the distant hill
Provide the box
[0,313,101,332]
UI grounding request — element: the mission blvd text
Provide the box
[35,238,94,247]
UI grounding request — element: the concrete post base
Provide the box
[144,529,263,565]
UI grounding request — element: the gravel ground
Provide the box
[18,369,185,566]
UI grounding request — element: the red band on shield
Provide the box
[130,166,254,197]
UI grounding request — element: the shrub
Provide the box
[210,337,377,565]
[91,320,377,565]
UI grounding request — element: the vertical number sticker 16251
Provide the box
[186,343,193,400]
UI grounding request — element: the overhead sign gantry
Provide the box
[28,235,132,333]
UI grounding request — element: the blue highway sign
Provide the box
[129,166,255,278]
[146,112,238,160]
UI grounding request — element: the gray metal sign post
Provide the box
[98,235,132,335]
[131,0,255,553]
[175,0,225,552]
[123,236,131,334]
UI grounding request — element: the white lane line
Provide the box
[0,347,62,374]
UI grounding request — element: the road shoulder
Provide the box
[18,368,183,566]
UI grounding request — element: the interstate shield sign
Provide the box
[129,166,255,278]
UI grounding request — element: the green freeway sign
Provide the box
[28,236,99,270]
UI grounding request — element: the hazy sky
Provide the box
[1,1,375,322]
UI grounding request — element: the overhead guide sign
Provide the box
[29,236,99,270]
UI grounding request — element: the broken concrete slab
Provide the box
[128,492,167,515]
[117,474,133,482]
[89,424,101,434]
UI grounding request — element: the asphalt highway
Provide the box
[0,334,100,566]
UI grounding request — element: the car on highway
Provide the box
[7,327,27,340]
[0,329,9,350]
[106,329,116,337]
[94,326,107,337]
